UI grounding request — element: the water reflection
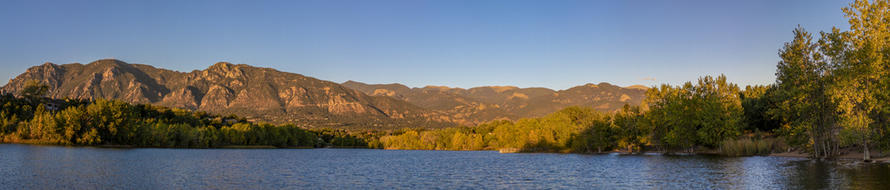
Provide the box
[780,160,890,189]
[0,144,887,189]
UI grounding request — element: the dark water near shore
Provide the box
[1,144,888,189]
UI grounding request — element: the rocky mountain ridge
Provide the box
[1,59,448,129]
[3,59,648,129]
[342,80,647,124]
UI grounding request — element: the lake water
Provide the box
[1,144,888,189]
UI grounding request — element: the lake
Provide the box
[1,144,888,189]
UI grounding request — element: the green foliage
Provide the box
[831,0,890,161]
[571,111,613,153]
[315,129,371,148]
[740,85,782,132]
[381,106,653,153]
[774,27,840,158]
[610,105,649,152]
[645,75,743,151]
[766,0,890,160]
[0,94,325,148]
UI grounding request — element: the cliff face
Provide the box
[342,81,647,125]
[2,59,449,129]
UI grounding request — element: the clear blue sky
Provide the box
[0,0,850,90]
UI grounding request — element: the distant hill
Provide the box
[2,59,648,129]
[342,80,647,125]
[1,59,451,129]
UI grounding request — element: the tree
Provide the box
[612,105,648,152]
[692,75,743,148]
[572,114,613,153]
[774,27,839,159]
[646,83,696,151]
[830,0,890,161]
[644,75,742,152]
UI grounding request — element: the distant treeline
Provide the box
[0,92,367,148]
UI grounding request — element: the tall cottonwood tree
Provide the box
[775,27,839,159]
[829,0,890,161]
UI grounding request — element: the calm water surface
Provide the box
[1,144,888,189]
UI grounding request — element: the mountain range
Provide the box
[1,59,648,130]
[342,81,647,125]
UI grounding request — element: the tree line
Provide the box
[770,0,890,160]
[377,76,765,154]
[0,91,367,148]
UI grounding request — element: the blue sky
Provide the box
[0,0,850,90]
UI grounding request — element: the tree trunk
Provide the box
[811,129,821,159]
[863,135,871,161]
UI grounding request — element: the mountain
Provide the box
[1,59,451,129]
[2,59,648,129]
[342,81,647,124]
